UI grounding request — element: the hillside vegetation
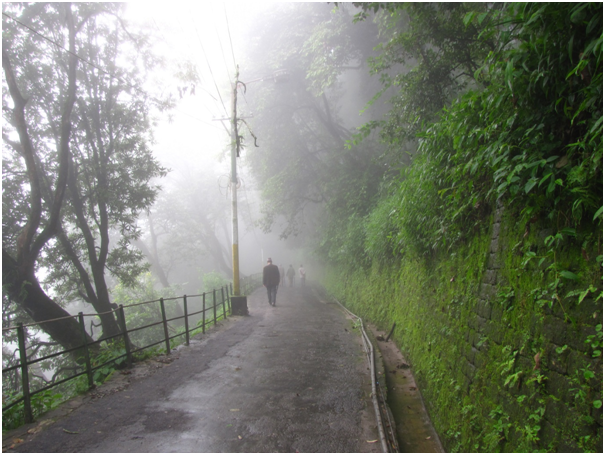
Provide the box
[241,2,602,451]
[320,3,603,452]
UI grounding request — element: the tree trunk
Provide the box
[2,5,89,354]
[3,249,94,353]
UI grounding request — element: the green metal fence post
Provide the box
[227,284,232,314]
[117,305,133,367]
[183,295,190,346]
[202,293,206,334]
[78,313,94,388]
[213,289,217,326]
[16,323,33,424]
[221,287,227,321]
[159,298,171,355]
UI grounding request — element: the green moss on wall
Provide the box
[322,207,602,452]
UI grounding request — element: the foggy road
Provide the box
[8,284,380,453]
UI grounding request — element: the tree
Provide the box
[39,7,168,339]
[239,2,384,243]
[352,2,497,162]
[3,3,169,347]
[2,3,94,351]
[340,2,602,261]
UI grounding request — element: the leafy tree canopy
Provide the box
[3,2,171,345]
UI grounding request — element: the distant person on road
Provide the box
[299,264,306,287]
[286,265,295,287]
[279,264,286,286]
[263,258,280,306]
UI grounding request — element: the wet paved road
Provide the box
[11,284,380,452]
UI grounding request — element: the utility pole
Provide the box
[215,66,289,316]
[229,65,248,315]
[231,66,240,295]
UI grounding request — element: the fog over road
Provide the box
[10,284,380,453]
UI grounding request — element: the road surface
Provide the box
[6,283,381,453]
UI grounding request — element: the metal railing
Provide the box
[2,273,262,426]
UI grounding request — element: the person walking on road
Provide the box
[299,264,306,287]
[279,264,286,286]
[286,265,295,287]
[263,258,281,306]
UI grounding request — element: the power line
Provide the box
[167,14,226,121]
[223,5,237,70]
[151,13,225,122]
[215,20,232,83]
[190,12,229,118]
[166,17,224,118]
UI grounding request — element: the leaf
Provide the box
[560,270,578,281]
[463,12,475,26]
[524,178,537,194]
[538,173,553,187]
[547,179,556,193]
[560,227,576,237]
[570,3,588,24]
[594,400,603,409]
[505,60,514,92]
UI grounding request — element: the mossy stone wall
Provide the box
[322,207,602,452]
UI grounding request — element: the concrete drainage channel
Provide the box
[332,298,399,453]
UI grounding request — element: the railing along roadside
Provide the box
[2,283,235,427]
[240,272,262,296]
[332,297,397,453]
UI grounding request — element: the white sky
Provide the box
[122,2,289,275]
[123,1,274,175]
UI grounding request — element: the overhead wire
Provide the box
[223,5,252,112]
[214,12,232,84]
[145,16,225,130]
[189,8,264,250]
[171,13,224,119]
[224,4,237,71]
[220,4,262,248]
[189,11,230,119]
[159,10,230,133]
[3,11,223,131]
[155,13,224,122]
[215,29,232,85]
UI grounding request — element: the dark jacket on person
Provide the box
[263,263,281,287]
